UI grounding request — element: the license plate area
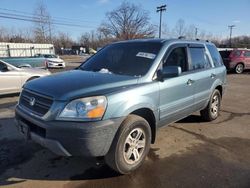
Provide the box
[19,122,30,140]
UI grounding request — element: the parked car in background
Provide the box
[0,60,50,95]
[219,49,250,73]
[34,54,66,69]
[15,39,226,174]
[2,57,47,69]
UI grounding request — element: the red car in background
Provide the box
[219,49,250,73]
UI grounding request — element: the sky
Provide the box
[0,0,249,40]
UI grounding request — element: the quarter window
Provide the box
[207,45,223,67]
[189,47,211,70]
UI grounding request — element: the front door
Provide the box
[158,45,195,126]
[0,62,21,94]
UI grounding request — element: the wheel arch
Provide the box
[235,62,245,68]
[130,108,157,144]
[215,85,223,98]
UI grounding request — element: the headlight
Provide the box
[58,96,107,121]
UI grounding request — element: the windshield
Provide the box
[80,42,162,77]
[44,54,57,58]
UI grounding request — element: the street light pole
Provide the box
[195,27,198,39]
[228,25,235,48]
[157,5,166,38]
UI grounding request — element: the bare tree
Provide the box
[161,23,170,38]
[99,1,155,40]
[173,19,186,37]
[185,24,196,39]
[79,32,91,46]
[33,1,52,43]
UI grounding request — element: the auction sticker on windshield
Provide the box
[136,52,156,59]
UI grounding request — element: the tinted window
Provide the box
[219,50,232,58]
[190,47,211,70]
[207,45,223,67]
[244,51,250,57]
[0,62,7,71]
[231,50,241,57]
[81,42,162,77]
[163,47,188,72]
[44,54,57,58]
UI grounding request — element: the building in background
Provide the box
[0,42,54,57]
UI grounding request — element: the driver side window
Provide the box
[163,47,188,72]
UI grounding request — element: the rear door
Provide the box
[187,44,215,111]
[0,62,21,94]
[158,44,195,125]
[243,51,250,69]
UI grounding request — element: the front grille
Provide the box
[19,89,53,116]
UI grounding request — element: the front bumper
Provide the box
[15,106,123,157]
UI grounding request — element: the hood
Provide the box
[24,70,138,100]
[47,58,64,63]
[20,67,51,75]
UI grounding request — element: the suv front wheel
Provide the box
[105,114,151,174]
[200,89,221,121]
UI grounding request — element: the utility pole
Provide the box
[228,25,235,48]
[195,27,198,39]
[157,5,166,38]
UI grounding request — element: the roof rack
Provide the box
[178,36,186,39]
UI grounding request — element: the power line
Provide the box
[0,14,96,29]
[157,5,166,38]
[0,7,99,25]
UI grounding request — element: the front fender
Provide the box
[103,82,159,120]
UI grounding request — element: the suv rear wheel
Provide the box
[235,63,244,74]
[105,114,151,174]
[200,89,221,121]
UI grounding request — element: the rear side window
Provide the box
[206,45,223,67]
[231,50,241,57]
[244,51,250,57]
[189,47,211,70]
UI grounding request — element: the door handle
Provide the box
[187,79,195,85]
[210,73,216,79]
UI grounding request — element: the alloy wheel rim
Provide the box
[211,94,219,117]
[123,128,146,165]
[236,64,243,73]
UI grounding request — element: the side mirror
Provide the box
[157,66,182,81]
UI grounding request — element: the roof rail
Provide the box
[178,36,186,39]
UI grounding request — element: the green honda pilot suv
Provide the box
[15,39,226,174]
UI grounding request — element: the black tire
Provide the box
[235,63,244,74]
[105,114,151,174]
[200,89,221,121]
